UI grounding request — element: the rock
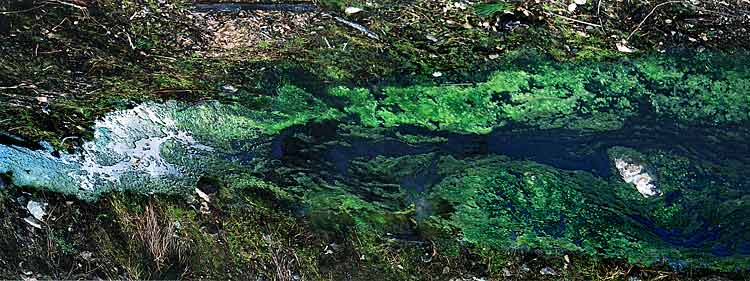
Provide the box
[80,251,93,261]
[221,85,238,93]
[432,72,443,77]
[616,41,635,53]
[26,200,46,221]
[344,7,363,15]
[567,3,577,12]
[540,267,557,275]
[614,158,660,197]
[574,0,587,5]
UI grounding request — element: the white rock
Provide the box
[432,72,443,77]
[616,41,635,53]
[345,7,363,15]
[26,201,46,221]
[615,158,660,197]
[574,0,587,5]
[567,3,577,12]
[540,267,557,275]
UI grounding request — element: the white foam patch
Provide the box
[61,103,211,191]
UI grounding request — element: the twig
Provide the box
[0,3,47,14]
[545,12,603,27]
[125,32,135,50]
[0,85,22,90]
[627,1,684,41]
[44,0,87,12]
[331,15,380,40]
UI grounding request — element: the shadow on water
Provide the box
[269,119,750,254]
[273,120,750,180]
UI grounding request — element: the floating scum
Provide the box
[1,52,749,270]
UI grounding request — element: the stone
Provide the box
[26,200,46,221]
[221,85,238,93]
[616,41,635,53]
[614,158,660,197]
[567,3,577,12]
[540,267,557,275]
[344,7,363,15]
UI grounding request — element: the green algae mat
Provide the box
[2,52,749,275]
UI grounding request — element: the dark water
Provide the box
[268,120,750,254]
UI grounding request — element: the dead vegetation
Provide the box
[131,201,180,271]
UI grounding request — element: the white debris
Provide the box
[615,158,660,197]
[195,187,211,202]
[62,103,211,191]
[574,0,587,5]
[222,85,238,93]
[432,72,443,77]
[24,217,42,229]
[616,41,635,53]
[540,267,557,275]
[26,200,46,221]
[344,7,363,15]
[567,3,577,12]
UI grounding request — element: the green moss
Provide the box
[327,52,750,134]
[175,84,341,149]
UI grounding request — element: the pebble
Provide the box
[540,267,557,275]
[568,3,577,12]
[345,7,363,15]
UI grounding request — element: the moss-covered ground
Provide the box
[1,0,749,280]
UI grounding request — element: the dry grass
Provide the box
[116,199,181,272]
[134,201,178,270]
